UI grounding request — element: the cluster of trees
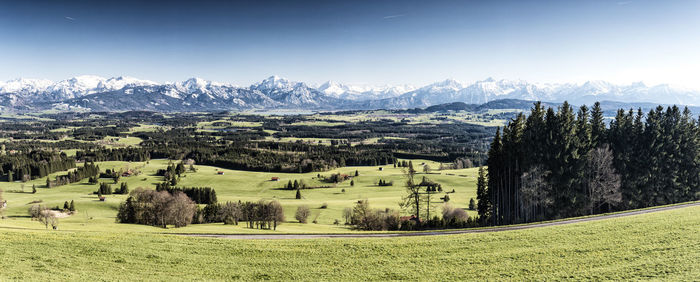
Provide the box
[193,200,285,230]
[62,200,76,212]
[283,179,307,190]
[155,186,217,205]
[323,173,351,184]
[47,162,100,188]
[346,200,478,231]
[96,182,128,196]
[76,147,150,162]
[96,183,113,195]
[348,200,401,230]
[399,163,455,224]
[480,102,700,225]
[439,158,473,170]
[1,151,76,182]
[116,188,197,228]
[377,179,393,186]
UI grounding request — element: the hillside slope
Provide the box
[1,204,697,280]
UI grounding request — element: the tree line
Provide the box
[1,150,76,182]
[479,102,700,225]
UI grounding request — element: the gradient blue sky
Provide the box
[1,0,699,87]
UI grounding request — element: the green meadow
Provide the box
[0,159,478,234]
[0,204,697,280]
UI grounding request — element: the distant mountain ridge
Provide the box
[1,75,699,112]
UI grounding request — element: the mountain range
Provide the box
[1,75,698,112]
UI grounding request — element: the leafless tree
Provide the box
[520,165,553,222]
[28,204,58,229]
[295,205,311,223]
[166,191,196,228]
[399,161,422,220]
[586,144,622,214]
[342,207,353,224]
[220,201,241,225]
[267,200,285,230]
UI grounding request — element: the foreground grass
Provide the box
[0,205,697,281]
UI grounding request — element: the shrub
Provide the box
[320,202,328,209]
[442,203,468,223]
[350,200,400,231]
[295,205,311,223]
[468,198,476,210]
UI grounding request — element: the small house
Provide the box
[99,196,106,202]
[271,177,280,181]
[217,171,225,175]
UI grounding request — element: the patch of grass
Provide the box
[0,205,697,280]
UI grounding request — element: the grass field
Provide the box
[0,159,478,234]
[0,204,697,280]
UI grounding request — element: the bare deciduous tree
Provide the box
[399,161,422,220]
[342,207,353,224]
[166,191,197,228]
[28,204,58,229]
[586,144,622,214]
[295,205,310,223]
[520,165,553,222]
[268,200,285,230]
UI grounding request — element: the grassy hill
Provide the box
[0,204,697,280]
[0,159,478,233]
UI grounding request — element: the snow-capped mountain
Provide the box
[250,76,343,108]
[317,81,415,101]
[1,75,699,112]
[362,78,700,109]
[0,75,157,105]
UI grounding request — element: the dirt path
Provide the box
[179,202,699,240]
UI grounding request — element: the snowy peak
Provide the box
[251,75,299,91]
[99,76,157,91]
[0,78,53,93]
[317,80,416,100]
[1,75,700,112]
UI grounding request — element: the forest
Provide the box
[479,102,700,225]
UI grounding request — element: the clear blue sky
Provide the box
[1,0,699,87]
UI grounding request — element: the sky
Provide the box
[0,0,699,88]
